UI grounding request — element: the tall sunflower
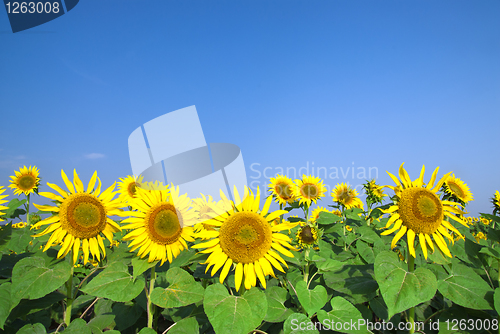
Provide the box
[331,183,364,210]
[32,170,125,265]
[0,186,8,222]
[442,174,473,204]
[269,175,297,206]
[293,175,327,207]
[381,163,468,259]
[193,187,297,291]
[9,165,40,196]
[121,186,196,265]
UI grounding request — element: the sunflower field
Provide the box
[1,164,500,334]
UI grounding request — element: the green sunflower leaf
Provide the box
[112,301,145,332]
[64,318,92,334]
[138,328,157,334]
[374,251,437,319]
[295,280,328,317]
[131,257,158,280]
[437,258,494,310]
[81,261,145,302]
[283,313,319,334]
[323,264,378,304]
[7,226,32,254]
[167,317,199,334]
[3,199,26,220]
[150,267,204,308]
[17,323,46,334]
[356,240,375,263]
[264,286,294,323]
[11,256,72,302]
[0,283,14,330]
[203,283,267,334]
[494,288,500,314]
[316,297,373,334]
[317,212,342,225]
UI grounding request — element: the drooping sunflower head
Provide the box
[363,179,387,203]
[32,170,126,265]
[309,207,330,223]
[9,165,40,196]
[296,223,321,249]
[193,186,297,291]
[331,183,364,210]
[293,175,327,206]
[122,185,196,265]
[381,163,469,259]
[442,174,473,204]
[0,186,8,222]
[269,175,297,205]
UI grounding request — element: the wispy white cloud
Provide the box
[60,57,106,85]
[84,153,105,159]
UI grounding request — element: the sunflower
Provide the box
[269,175,297,206]
[296,223,321,249]
[364,179,387,203]
[309,207,330,223]
[493,191,500,214]
[331,209,342,217]
[331,183,364,210]
[0,186,8,222]
[193,187,297,291]
[192,194,229,232]
[442,174,473,204]
[481,218,491,226]
[293,175,327,207]
[474,232,487,243]
[117,175,143,205]
[9,165,40,196]
[32,170,125,265]
[121,186,196,265]
[381,163,468,259]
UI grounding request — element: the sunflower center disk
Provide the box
[128,182,137,197]
[398,188,443,234]
[338,191,351,202]
[448,183,465,198]
[147,203,182,245]
[61,193,107,239]
[219,212,272,264]
[301,184,318,199]
[299,226,315,244]
[19,175,36,191]
[275,183,293,200]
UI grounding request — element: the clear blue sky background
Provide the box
[0,0,499,218]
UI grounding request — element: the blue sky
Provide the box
[0,0,499,217]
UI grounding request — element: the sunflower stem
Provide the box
[408,252,416,334]
[303,248,310,282]
[147,265,157,329]
[64,257,74,327]
[26,193,31,227]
